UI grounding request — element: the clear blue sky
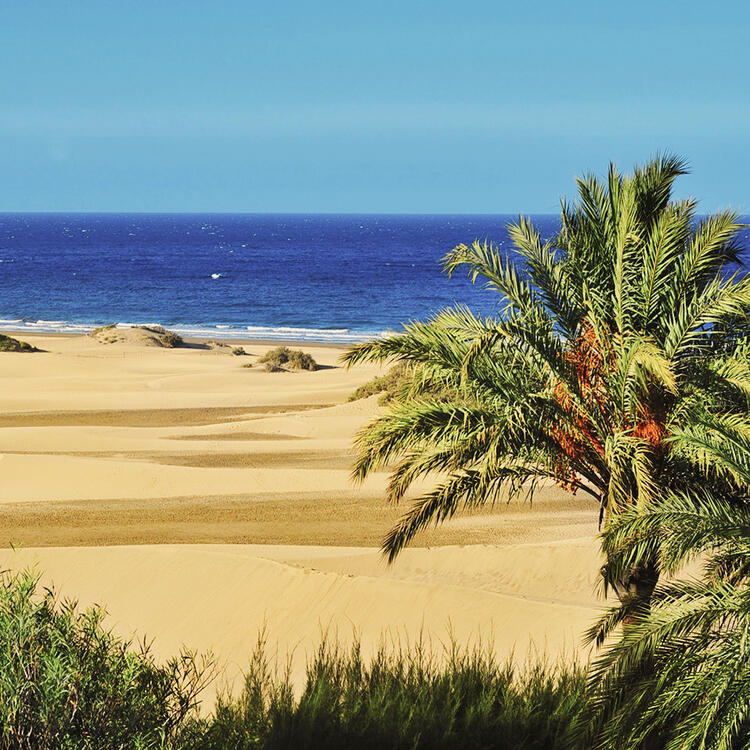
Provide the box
[2,1,748,213]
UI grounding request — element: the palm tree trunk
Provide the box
[608,556,662,749]
[608,556,659,625]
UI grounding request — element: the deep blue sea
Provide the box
[0,213,748,343]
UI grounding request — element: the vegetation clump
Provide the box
[181,639,587,750]
[0,334,37,352]
[0,570,211,749]
[348,361,456,406]
[138,325,183,348]
[231,346,246,356]
[256,346,318,372]
[348,362,412,404]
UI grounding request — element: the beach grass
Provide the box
[347,361,458,405]
[182,638,586,750]
[0,569,586,749]
[137,325,184,347]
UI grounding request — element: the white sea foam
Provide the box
[241,325,384,342]
[0,319,91,334]
[246,325,349,334]
[0,318,385,343]
[115,322,162,330]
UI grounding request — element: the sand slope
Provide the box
[0,333,606,706]
[0,334,597,548]
[0,541,602,703]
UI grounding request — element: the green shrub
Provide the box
[0,334,37,352]
[91,323,117,335]
[137,325,184,348]
[257,347,318,372]
[348,362,456,406]
[181,639,587,750]
[0,570,212,749]
[231,347,246,356]
[348,362,412,404]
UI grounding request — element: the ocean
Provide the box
[0,213,747,343]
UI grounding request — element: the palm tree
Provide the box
[342,155,750,611]
[581,485,750,749]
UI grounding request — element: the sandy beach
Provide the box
[0,332,603,700]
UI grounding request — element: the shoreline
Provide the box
[4,329,355,350]
[0,320,391,346]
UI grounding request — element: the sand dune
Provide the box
[0,542,601,703]
[0,452,373,502]
[0,333,606,704]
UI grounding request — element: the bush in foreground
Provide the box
[0,334,37,352]
[0,570,212,749]
[182,640,586,750]
[256,346,318,372]
[0,570,587,749]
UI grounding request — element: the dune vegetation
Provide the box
[348,361,413,404]
[256,346,318,372]
[0,333,37,352]
[347,361,458,405]
[0,570,211,749]
[184,640,586,750]
[139,325,184,348]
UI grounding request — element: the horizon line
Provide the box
[0,209,558,217]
